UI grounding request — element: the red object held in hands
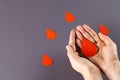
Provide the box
[99,24,109,35]
[81,38,98,57]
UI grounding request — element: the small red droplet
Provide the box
[42,54,53,67]
[99,24,109,35]
[81,38,98,57]
[46,28,56,40]
[65,11,75,23]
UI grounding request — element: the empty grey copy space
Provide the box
[0,0,120,80]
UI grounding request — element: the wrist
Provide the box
[105,59,120,80]
[83,68,103,80]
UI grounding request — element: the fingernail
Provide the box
[66,45,68,49]
[98,32,101,35]
[76,25,81,29]
[82,24,86,26]
[99,32,104,36]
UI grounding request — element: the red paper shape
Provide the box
[42,54,53,67]
[46,28,56,40]
[65,11,75,23]
[99,24,109,35]
[81,38,98,57]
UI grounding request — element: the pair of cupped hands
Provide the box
[66,24,120,80]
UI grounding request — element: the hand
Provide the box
[66,29,103,80]
[76,24,120,80]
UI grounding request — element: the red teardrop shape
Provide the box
[42,54,53,67]
[99,24,109,35]
[65,11,75,23]
[46,28,57,40]
[81,38,98,57]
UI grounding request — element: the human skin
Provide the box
[66,29,103,80]
[75,24,120,80]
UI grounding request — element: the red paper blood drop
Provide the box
[46,28,56,40]
[99,24,109,35]
[81,38,98,57]
[65,11,75,23]
[42,54,53,67]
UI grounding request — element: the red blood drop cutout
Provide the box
[81,38,98,57]
[46,28,56,40]
[99,24,109,35]
[65,11,75,23]
[42,54,53,67]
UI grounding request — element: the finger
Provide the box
[82,24,100,42]
[98,32,114,45]
[66,45,88,65]
[76,25,95,43]
[66,45,74,63]
[66,45,78,55]
[75,30,83,40]
[66,45,78,61]
[66,45,73,53]
[68,29,76,50]
[76,38,81,48]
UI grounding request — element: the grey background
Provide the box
[0,0,120,80]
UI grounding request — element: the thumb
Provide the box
[66,45,79,61]
[66,45,74,60]
[98,32,113,45]
[66,45,73,54]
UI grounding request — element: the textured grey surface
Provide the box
[0,0,120,80]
